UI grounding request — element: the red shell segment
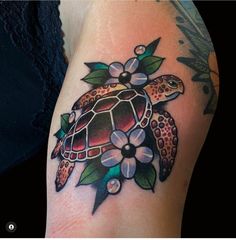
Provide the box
[65,137,72,151]
[78,152,86,159]
[75,112,94,132]
[72,130,86,151]
[113,101,136,132]
[70,153,77,160]
[118,90,136,100]
[61,89,152,161]
[132,96,146,120]
[88,112,113,147]
[88,148,100,157]
[94,98,119,112]
[101,144,115,153]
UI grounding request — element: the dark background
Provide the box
[0,1,235,237]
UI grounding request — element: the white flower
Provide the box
[106,58,147,87]
[101,128,153,179]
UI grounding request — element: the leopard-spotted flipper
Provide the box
[150,111,178,181]
[55,159,75,191]
[51,139,63,159]
[72,83,127,110]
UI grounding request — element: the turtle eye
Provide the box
[167,80,178,89]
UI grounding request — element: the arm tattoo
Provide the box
[51,38,185,214]
[171,1,219,114]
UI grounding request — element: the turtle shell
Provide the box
[61,89,152,162]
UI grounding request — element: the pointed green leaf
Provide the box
[60,113,70,132]
[82,69,110,85]
[92,182,108,215]
[192,73,210,82]
[172,1,211,43]
[103,164,121,181]
[204,87,218,114]
[134,163,156,192]
[92,165,121,214]
[140,56,164,75]
[189,49,208,64]
[138,38,161,60]
[177,57,209,73]
[177,25,213,57]
[85,62,109,71]
[54,128,66,139]
[77,161,107,186]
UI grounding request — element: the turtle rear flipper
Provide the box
[55,159,75,191]
[150,111,178,181]
[51,140,63,159]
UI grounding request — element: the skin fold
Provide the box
[46,0,219,237]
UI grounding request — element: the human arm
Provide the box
[46,1,219,237]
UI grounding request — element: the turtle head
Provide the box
[144,75,184,105]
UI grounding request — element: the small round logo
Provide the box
[6,222,17,233]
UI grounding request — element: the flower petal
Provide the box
[121,157,136,179]
[135,146,153,163]
[129,128,146,147]
[101,149,123,167]
[110,130,128,149]
[109,62,124,77]
[130,73,147,86]
[125,83,132,89]
[106,78,119,84]
[125,57,139,73]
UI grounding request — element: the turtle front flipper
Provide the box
[55,159,75,191]
[72,83,127,110]
[150,111,178,181]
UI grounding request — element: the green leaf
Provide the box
[54,128,66,139]
[177,25,213,58]
[85,62,109,71]
[140,56,165,75]
[134,163,156,192]
[177,57,209,73]
[92,165,121,214]
[192,73,210,82]
[82,69,110,85]
[60,113,70,132]
[204,87,218,114]
[103,164,120,181]
[138,38,161,60]
[76,161,107,186]
[189,49,208,65]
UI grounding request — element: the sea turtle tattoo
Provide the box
[51,38,185,213]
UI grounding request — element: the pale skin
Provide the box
[46,0,219,237]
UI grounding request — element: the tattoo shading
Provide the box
[172,1,219,114]
[51,38,184,213]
